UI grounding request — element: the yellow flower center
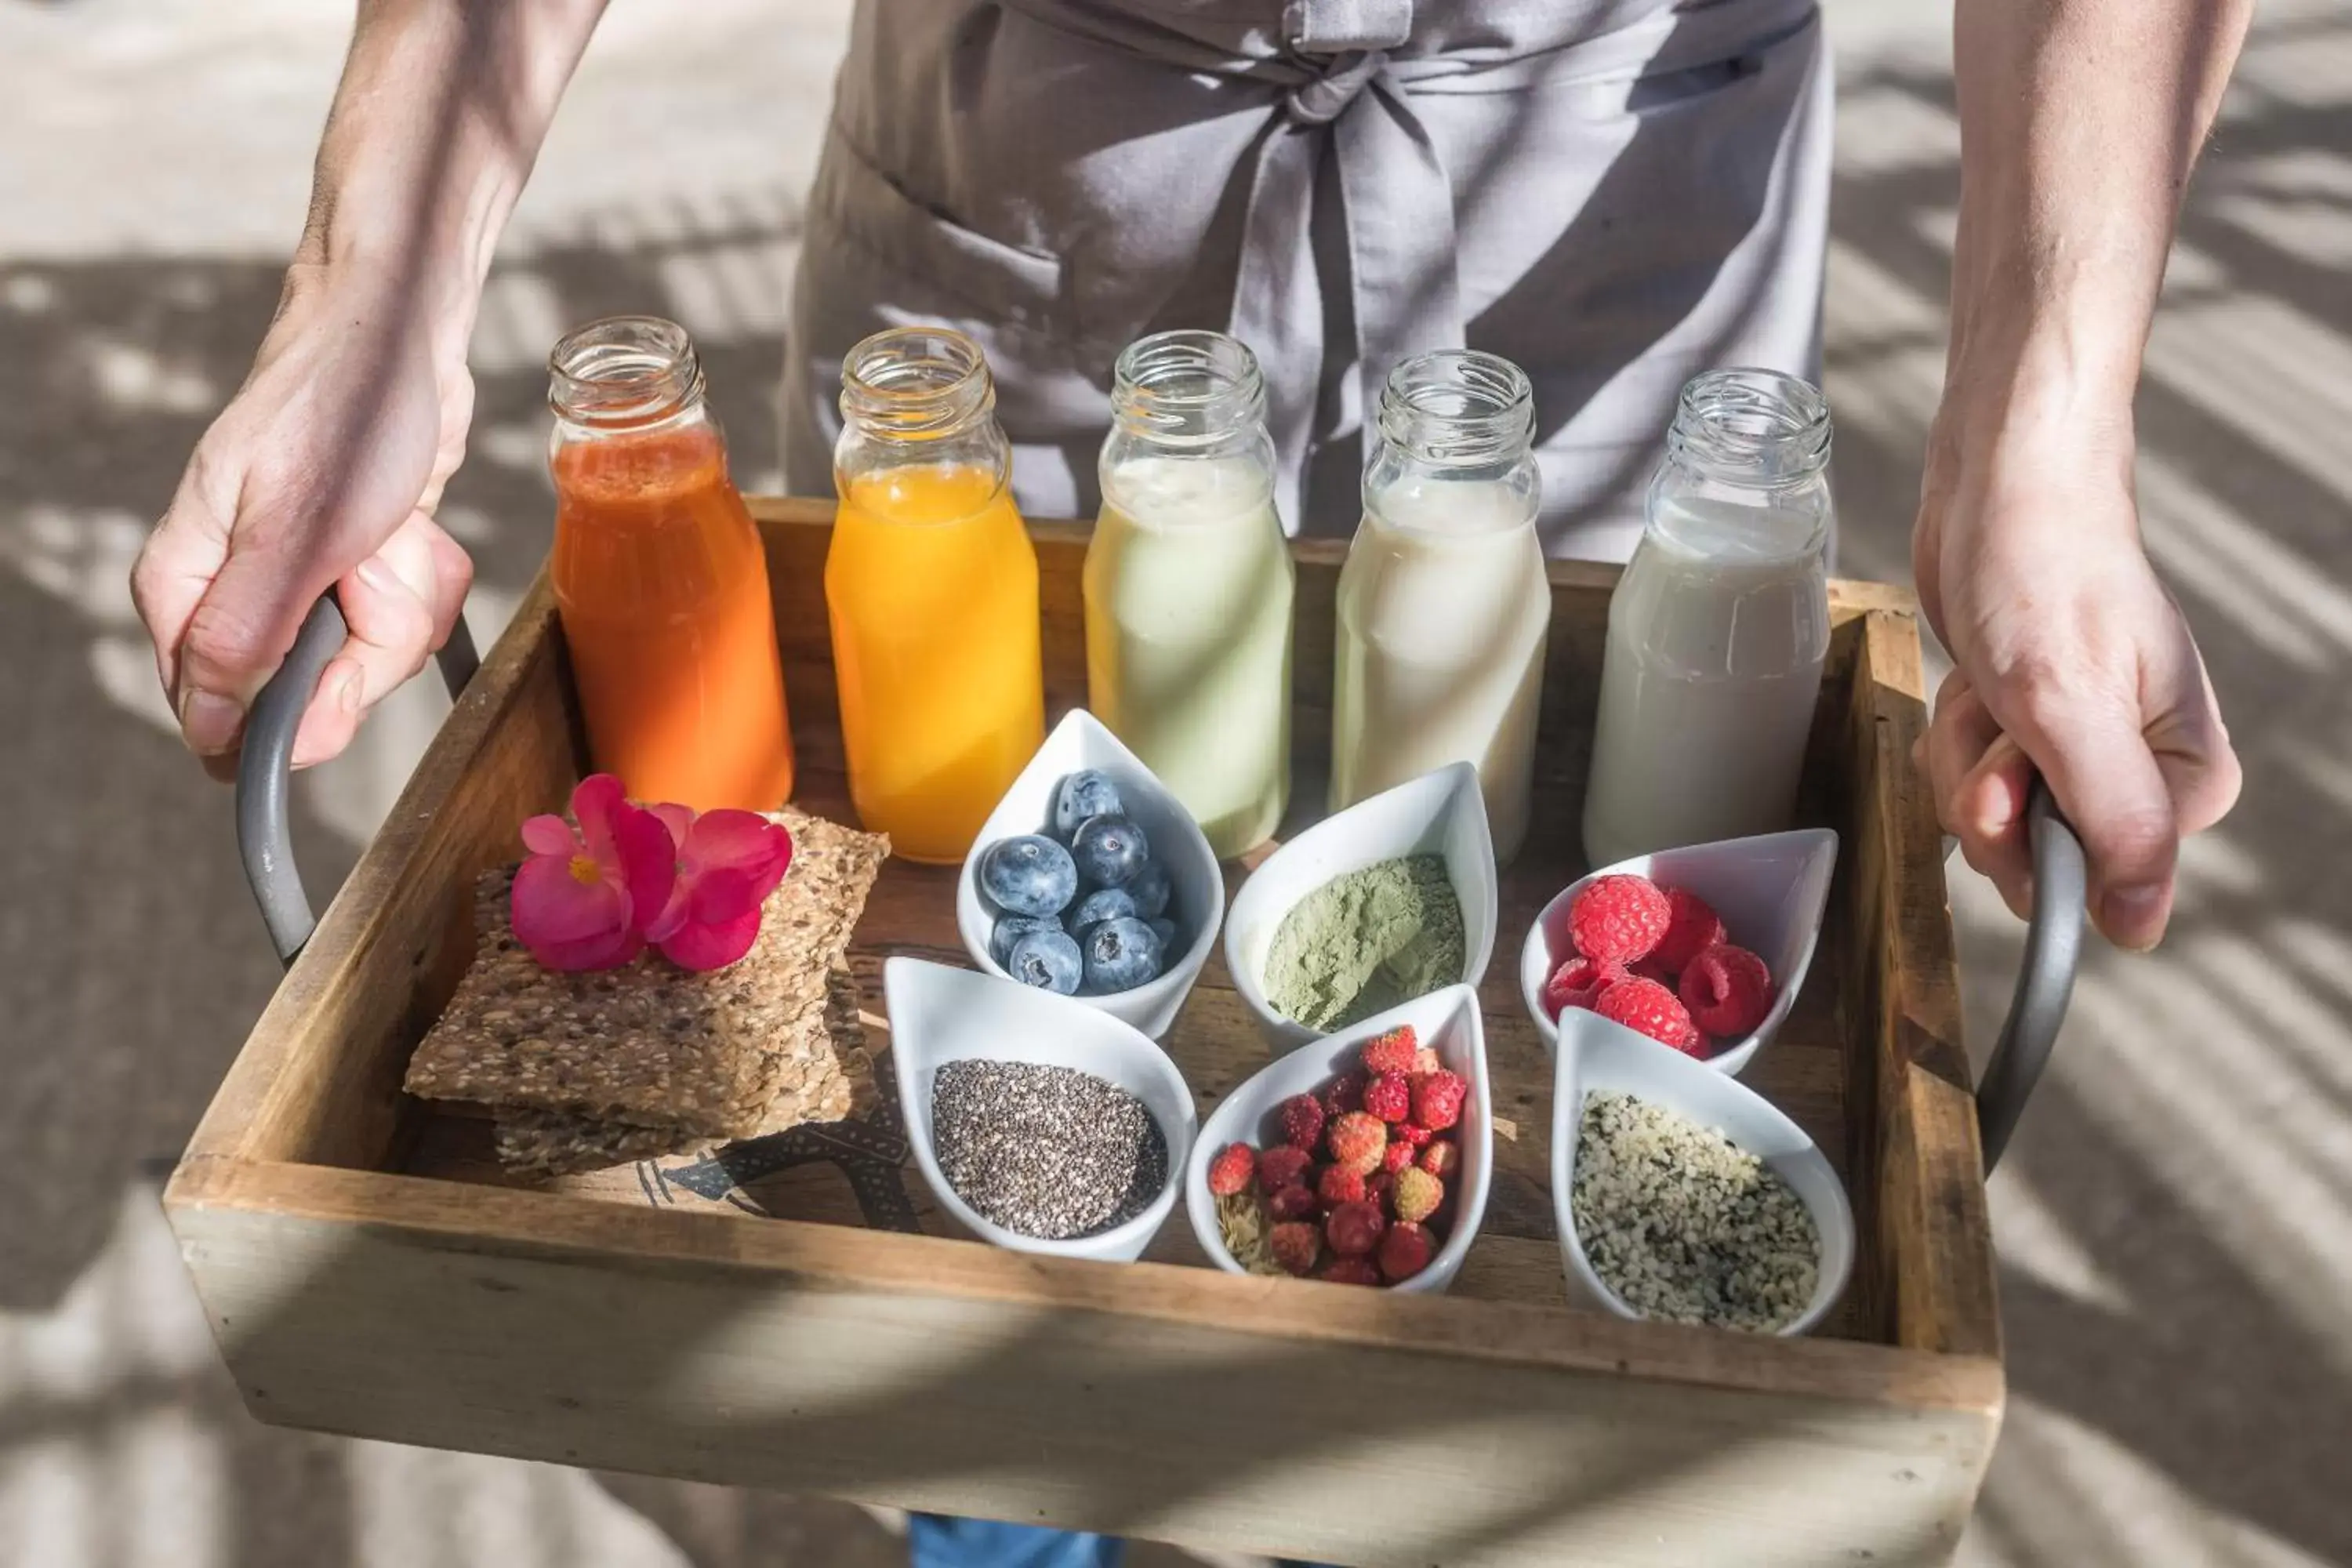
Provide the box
[568,855,602,886]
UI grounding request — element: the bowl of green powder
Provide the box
[1225,762,1498,1048]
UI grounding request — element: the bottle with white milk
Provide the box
[1332,350,1549,862]
[1086,330,1293,859]
[1582,368,1833,865]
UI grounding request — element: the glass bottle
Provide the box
[1582,367,1833,864]
[826,326,1044,863]
[1331,350,1550,862]
[1086,330,1294,860]
[547,314,795,812]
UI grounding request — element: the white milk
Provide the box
[1581,492,1830,864]
[1087,454,1294,858]
[1330,476,1550,862]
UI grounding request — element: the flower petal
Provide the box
[686,866,764,927]
[657,909,761,971]
[571,773,630,859]
[512,855,630,949]
[684,811,793,900]
[648,802,697,847]
[521,815,579,858]
[611,804,678,935]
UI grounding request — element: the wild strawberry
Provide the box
[1363,1071,1413,1123]
[1392,1166,1443,1225]
[1568,874,1671,964]
[1268,1182,1318,1222]
[1377,1221,1436,1283]
[1543,954,1623,1018]
[1411,1069,1468,1131]
[1359,1025,1419,1078]
[1419,1138,1461,1180]
[1651,887,1726,976]
[1367,1171,1398,1215]
[1316,1163,1367,1210]
[1319,1257,1381,1287]
[1207,1142,1256,1198]
[1326,1200,1386,1257]
[1595,976,1700,1053]
[1326,1111,1388,1174]
[1392,1120,1433,1150]
[1278,1093,1327,1152]
[1319,1071,1366,1118]
[1270,1221,1321,1277]
[1381,1139,1417,1174]
[1257,1144,1312,1193]
[1680,942,1775,1040]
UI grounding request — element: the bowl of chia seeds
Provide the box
[884,957,1197,1261]
[1548,1007,1855,1336]
[1224,762,1499,1049]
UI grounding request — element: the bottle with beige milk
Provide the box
[1583,368,1833,865]
[1331,350,1549,862]
[1086,331,1293,858]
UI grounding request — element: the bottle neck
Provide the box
[840,326,998,444]
[1648,368,1832,561]
[1364,350,1540,533]
[1108,329,1268,452]
[549,315,708,432]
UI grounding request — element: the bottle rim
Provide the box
[1376,349,1536,466]
[548,315,705,428]
[1667,367,1832,480]
[1110,329,1268,442]
[840,325,996,438]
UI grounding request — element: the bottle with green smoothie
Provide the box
[1085,330,1294,859]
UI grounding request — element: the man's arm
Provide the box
[133,0,607,774]
[1916,0,2251,948]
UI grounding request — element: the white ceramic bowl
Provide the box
[1224,762,1498,1050]
[956,709,1224,1040]
[1518,828,1838,1075]
[1549,1008,1854,1336]
[884,957,1196,1262]
[1184,985,1492,1293]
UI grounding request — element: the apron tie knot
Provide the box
[1284,49,1386,125]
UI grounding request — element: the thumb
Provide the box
[175,534,335,761]
[2002,689,2180,950]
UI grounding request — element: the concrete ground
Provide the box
[4,1,2349,1564]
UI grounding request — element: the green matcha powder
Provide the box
[1262,854,1465,1030]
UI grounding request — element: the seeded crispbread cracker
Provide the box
[488,964,872,1178]
[404,808,887,1139]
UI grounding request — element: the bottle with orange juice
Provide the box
[826,327,1044,862]
[546,315,795,812]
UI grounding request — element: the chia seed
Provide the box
[1570,1089,1821,1333]
[931,1060,1168,1240]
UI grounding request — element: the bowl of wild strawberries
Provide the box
[1184,985,1491,1291]
[1519,829,1838,1075]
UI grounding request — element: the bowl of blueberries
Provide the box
[955,709,1225,1039]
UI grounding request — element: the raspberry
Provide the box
[1543,954,1623,1018]
[1367,1171,1398,1215]
[1392,1120,1433,1150]
[1419,1138,1461,1180]
[1257,1144,1312,1194]
[1681,942,1775,1039]
[1410,1069,1468,1131]
[1359,1025,1419,1078]
[1628,956,1677,987]
[1270,1221,1321,1277]
[1326,1200,1386,1257]
[1319,1257,1381,1287]
[1319,1071,1366,1118]
[1268,1183,1318,1222]
[1207,1142,1256,1198]
[1392,1166,1443,1225]
[1363,1071,1413,1123]
[1278,1093,1327,1152]
[1316,1163,1367,1210]
[1568,874,1671,964]
[1380,1139,1417,1174]
[1327,1111,1388,1175]
[1595,976,1699,1051]
[1651,887,1726,976]
[1377,1221,1435,1283]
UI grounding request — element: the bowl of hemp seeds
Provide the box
[1548,1007,1855,1336]
[884,957,1197,1262]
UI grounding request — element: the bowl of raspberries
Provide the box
[1185,985,1491,1291]
[956,709,1224,1040]
[1519,829,1838,1075]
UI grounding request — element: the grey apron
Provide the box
[782,0,1831,562]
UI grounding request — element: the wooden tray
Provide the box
[165,499,2004,1567]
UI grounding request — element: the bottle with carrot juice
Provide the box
[826,327,1044,862]
[547,316,794,811]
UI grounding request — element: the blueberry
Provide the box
[1124,859,1172,920]
[1007,928,1083,995]
[1065,886,1137,937]
[990,913,1062,970]
[1080,916,1163,993]
[978,834,1077,916]
[1052,771,1124,841]
[1147,916,1178,952]
[1070,815,1149,890]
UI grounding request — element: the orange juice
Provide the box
[825,462,1043,862]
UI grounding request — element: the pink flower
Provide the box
[643,805,794,970]
[511,775,677,971]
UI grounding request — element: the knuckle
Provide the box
[182,597,278,678]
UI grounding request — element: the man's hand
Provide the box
[1914,420,2240,949]
[132,269,474,777]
